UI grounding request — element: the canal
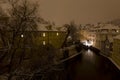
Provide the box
[65,49,120,80]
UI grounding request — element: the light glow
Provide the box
[43,33,46,37]
[21,34,24,38]
[82,40,93,47]
[116,30,119,33]
[43,41,46,45]
[56,32,59,36]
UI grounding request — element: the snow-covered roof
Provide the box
[37,24,66,32]
[98,24,120,30]
[89,27,99,31]
[114,35,120,40]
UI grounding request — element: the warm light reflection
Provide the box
[84,50,95,63]
[87,49,93,56]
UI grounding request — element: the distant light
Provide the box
[43,33,46,37]
[82,40,93,47]
[43,41,46,45]
[56,32,59,36]
[21,34,24,38]
[116,30,119,33]
[68,36,72,39]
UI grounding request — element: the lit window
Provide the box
[21,34,24,38]
[43,33,46,37]
[56,32,59,36]
[43,41,46,45]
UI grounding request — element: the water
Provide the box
[66,49,120,80]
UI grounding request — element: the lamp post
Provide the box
[21,34,24,38]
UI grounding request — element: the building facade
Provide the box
[111,35,120,67]
[94,24,120,56]
[80,23,120,56]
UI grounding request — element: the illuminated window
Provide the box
[56,32,59,36]
[43,33,46,37]
[43,41,46,45]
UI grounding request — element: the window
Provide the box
[43,33,46,37]
[43,41,46,45]
[56,32,59,36]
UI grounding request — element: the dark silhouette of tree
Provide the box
[0,1,63,80]
[61,21,78,47]
[0,0,42,80]
[45,24,53,31]
[0,7,8,47]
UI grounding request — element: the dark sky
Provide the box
[39,0,120,26]
[1,0,120,26]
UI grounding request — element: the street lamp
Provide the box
[21,34,24,38]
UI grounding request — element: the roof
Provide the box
[114,35,120,40]
[89,27,100,31]
[37,24,66,32]
[98,24,120,30]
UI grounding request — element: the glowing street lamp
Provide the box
[21,34,24,38]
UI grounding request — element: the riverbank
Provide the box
[89,46,120,71]
[55,44,83,65]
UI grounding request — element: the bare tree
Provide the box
[0,5,8,47]
[0,0,42,80]
[0,1,65,80]
[61,21,78,47]
[0,4,9,69]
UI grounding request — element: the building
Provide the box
[0,24,67,49]
[95,24,120,56]
[111,35,120,67]
[80,23,120,56]
[79,24,98,47]
[35,24,67,48]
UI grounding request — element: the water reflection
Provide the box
[66,50,120,80]
[84,49,96,63]
[85,49,94,57]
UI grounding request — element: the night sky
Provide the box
[40,0,120,26]
[1,0,120,26]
